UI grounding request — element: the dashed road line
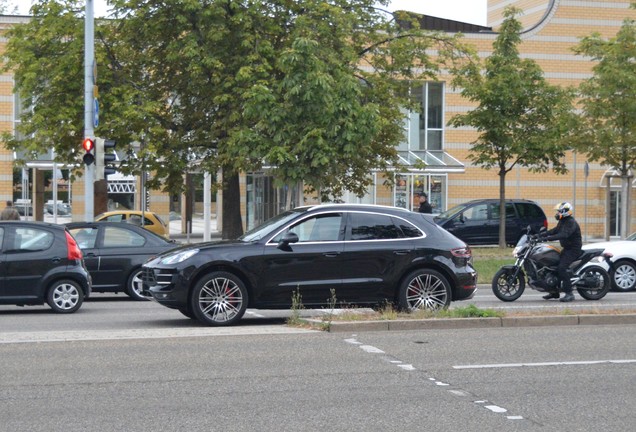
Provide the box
[453,359,636,369]
[344,335,527,423]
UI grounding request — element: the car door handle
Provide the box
[85,252,97,257]
[393,250,411,256]
[323,252,340,258]
[51,257,62,263]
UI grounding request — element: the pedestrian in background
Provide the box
[0,200,21,220]
[417,193,432,214]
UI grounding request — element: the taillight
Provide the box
[543,219,548,229]
[65,231,83,261]
[451,247,472,259]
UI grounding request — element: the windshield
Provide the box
[239,208,308,242]
[436,203,468,220]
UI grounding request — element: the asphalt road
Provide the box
[0,323,634,431]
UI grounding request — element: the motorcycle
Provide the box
[492,227,613,302]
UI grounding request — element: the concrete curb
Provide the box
[313,313,636,333]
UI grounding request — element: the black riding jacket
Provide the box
[546,217,582,250]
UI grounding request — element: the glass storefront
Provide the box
[394,174,446,213]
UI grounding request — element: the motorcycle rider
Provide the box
[542,202,581,302]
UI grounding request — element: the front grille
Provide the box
[142,267,157,285]
[142,267,174,286]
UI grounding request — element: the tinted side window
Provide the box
[14,227,54,251]
[69,227,98,249]
[463,204,488,221]
[103,226,146,247]
[491,203,516,219]
[348,213,402,240]
[271,213,343,243]
[516,203,543,219]
[395,218,422,238]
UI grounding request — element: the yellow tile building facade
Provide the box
[2,1,636,239]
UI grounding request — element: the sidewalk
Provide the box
[169,215,221,242]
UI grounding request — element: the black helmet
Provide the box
[554,202,573,220]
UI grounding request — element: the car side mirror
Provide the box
[278,232,299,251]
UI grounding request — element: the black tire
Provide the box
[46,279,84,313]
[610,259,636,292]
[398,269,451,311]
[126,269,149,301]
[577,265,611,300]
[190,271,248,326]
[178,307,196,320]
[492,268,525,302]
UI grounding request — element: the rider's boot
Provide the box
[560,292,575,302]
[542,292,560,300]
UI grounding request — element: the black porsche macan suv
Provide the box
[142,204,478,326]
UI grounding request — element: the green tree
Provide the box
[449,7,574,248]
[571,9,636,239]
[3,0,471,238]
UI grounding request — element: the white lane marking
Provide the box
[485,405,507,413]
[360,345,385,354]
[507,416,524,420]
[0,326,317,344]
[435,381,450,386]
[398,364,416,371]
[454,359,636,369]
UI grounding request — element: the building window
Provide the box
[410,82,444,151]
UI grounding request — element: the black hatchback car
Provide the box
[0,221,91,313]
[434,199,548,246]
[142,204,477,326]
[66,222,177,300]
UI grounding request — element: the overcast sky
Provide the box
[9,1,488,25]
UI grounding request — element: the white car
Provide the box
[582,234,636,291]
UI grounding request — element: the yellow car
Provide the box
[95,210,170,239]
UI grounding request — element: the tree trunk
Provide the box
[498,169,507,249]
[221,169,243,240]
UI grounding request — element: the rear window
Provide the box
[516,203,545,219]
[14,227,54,251]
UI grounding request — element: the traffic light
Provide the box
[95,138,117,181]
[82,138,95,165]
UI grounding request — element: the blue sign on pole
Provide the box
[94,98,99,128]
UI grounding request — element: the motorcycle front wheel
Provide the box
[492,268,525,302]
[576,265,610,300]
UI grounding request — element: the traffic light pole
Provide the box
[84,0,95,221]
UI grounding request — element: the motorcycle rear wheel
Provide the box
[576,265,610,300]
[492,268,525,302]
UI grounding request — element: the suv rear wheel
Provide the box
[398,269,451,311]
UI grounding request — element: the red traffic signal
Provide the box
[82,137,95,165]
[82,138,95,152]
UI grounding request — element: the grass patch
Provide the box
[471,247,515,284]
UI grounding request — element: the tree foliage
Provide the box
[570,10,636,237]
[449,7,574,248]
[2,0,472,238]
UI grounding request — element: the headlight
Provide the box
[160,249,199,265]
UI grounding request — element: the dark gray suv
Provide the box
[434,199,547,246]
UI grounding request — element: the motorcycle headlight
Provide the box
[160,249,199,265]
[513,246,522,257]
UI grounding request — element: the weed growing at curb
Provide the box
[287,288,304,326]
